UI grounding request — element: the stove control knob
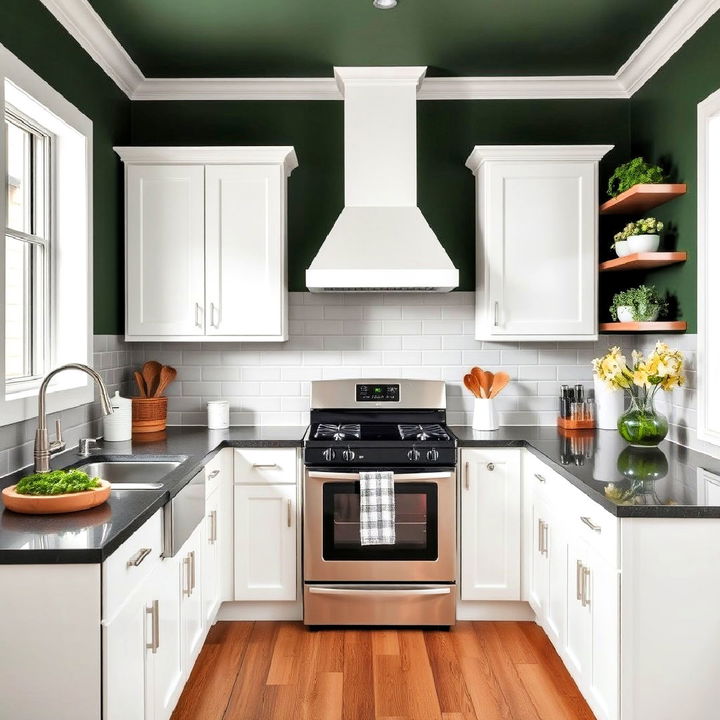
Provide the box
[322,448,336,462]
[426,448,440,462]
[342,449,356,462]
[407,448,420,462]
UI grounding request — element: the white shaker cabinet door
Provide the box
[234,483,297,601]
[126,165,206,337]
[485,161,595,337]
[461,448,522,601]
[205,165,287,340]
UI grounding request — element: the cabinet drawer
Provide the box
[234,448,297,485]
[102,510,163,621]
[205,450,226,498]
[565,485,619,566]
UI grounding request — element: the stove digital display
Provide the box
[356,383,400,402]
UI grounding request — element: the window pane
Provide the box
[5,236,32,379]
[6,120,30,233]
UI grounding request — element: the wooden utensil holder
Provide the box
[132,397,168,434]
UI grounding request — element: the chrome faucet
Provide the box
[33,363,113,473]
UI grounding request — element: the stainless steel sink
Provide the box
[75,461,181,490]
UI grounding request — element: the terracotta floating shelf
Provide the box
[599,321,687,333]
[600,184,687,215]
[599,251,687,272]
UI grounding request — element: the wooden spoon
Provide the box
[134,370,147,398]
[142,361,162,397]
[154,365,178,397]
[464,373,481,398]
[470,367,487,398]
[489,371,510,399]
[481,371,495,399]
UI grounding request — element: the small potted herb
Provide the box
[612,217,664,256]
[607,157,665,198]
[610,284,669,323]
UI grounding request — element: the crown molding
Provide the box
[39,0,143,97]
[616,0,720,95]
[38,0,719,101]
[466,144,615,174]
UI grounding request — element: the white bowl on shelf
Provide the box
[614,240,632,257]
[627,234,660,253]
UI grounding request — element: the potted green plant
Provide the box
[610,284,668,323]
[612,217,664,256]
[607,157,665,198]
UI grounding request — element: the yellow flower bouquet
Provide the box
[592,342,685,446]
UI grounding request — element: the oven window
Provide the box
[322,482,438,561]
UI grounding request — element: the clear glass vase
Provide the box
[617,392,669,447]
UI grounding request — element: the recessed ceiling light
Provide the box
[373,0,397,9]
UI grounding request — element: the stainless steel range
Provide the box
[303,379,457,627]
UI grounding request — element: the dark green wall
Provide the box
[628,14,720,333]
[0,0,131,335]
[131,100,630,295]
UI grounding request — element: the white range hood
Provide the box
[306,67,459,292]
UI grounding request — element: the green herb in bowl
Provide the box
[15,469,101,496]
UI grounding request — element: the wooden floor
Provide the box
[171,621,595,720]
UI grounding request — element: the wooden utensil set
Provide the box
[134,361,177,398]
[464,367,510,399]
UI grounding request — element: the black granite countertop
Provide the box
[0,426,306,564]
[2,423,720,564]
[452,426,720,518]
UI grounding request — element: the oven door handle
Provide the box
[308,586,452,597]
[306,471,453,481]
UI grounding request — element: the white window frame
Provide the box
[698,87,720,448]
[0,43,93,426]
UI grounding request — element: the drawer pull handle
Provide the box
[487,462,495,472]
[208,469,220,479]
[542,521,549,556]
[253,463,280,469]
[576,560,583,601]
[190,550,196,592]
[287,499,293,528]
[209,510,217,543]
[534,473,546,483]
[464,461,470,490]
[195,302,203,328]
[581,566,591,607]
[581,516,602,533]
[127,547,152,568]
[183,555,192,596]
[145,600,159,653]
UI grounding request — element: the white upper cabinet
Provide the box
[205,165,284,338]
[116,147,298,342]
[125,165,206,338]
[466,145,613,341]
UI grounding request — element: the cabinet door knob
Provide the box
[487,462,495,471]
[287,499,293,528]
[464,461,470,490]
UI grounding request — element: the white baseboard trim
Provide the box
[456,600,536,622]
[218,600,303,621]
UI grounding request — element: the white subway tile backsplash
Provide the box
[403,335,443,350]
[382,320,422,335]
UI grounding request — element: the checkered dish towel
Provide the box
[359,471,396,545]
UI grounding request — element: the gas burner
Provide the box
[398,424,450,441]
[315,423,361,441]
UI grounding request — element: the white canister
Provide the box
[593,376,625,430]
[207,400,230,430]
[472,398,499,431]
[103,391,132,441]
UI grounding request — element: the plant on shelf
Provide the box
[609,284,669,323]
[607,157,665,198]
[593,343,685,446]
[611,217,665,256]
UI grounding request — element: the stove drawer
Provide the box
[234,448,298,485]
[304,584,456,626]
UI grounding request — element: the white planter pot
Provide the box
[614,240,632,257]
[472,398,498,431]
[616,305,659,323]
[627,234,660,253]
[593,376,625,430]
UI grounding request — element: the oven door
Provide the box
[304,468,456,583]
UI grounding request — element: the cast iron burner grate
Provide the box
[314,423,362,441]
[397,424,450,441]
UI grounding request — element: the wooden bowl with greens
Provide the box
[1,469,110,515]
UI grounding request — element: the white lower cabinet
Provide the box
[179,524,205,671]
[461,448,522,600]
[524,452,620,720]
[203,489,222,626]
[234,482,297,601]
